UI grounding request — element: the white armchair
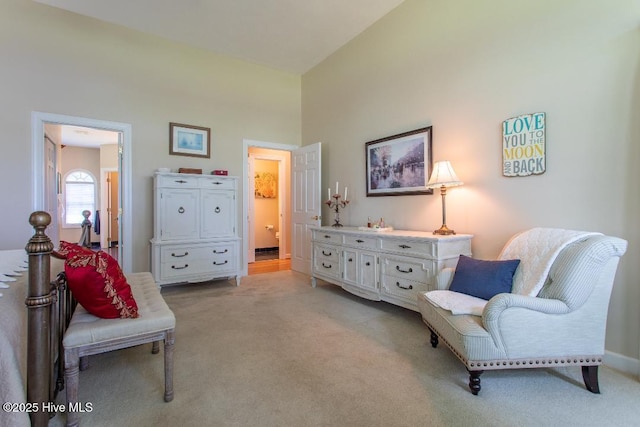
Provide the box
[417,229,627,395]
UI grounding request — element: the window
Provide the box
[64,170,96,226]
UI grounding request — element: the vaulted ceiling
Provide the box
[35,0,406,74]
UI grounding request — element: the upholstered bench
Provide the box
[63,272,175,427]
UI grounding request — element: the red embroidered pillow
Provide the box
[58,242,138,319]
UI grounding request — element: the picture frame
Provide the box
[365,126,433,197]
[169,122,211,158]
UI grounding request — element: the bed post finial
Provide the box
[26,211,54,254]
[25,210,54,427]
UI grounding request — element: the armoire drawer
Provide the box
[199,177,235,190]
[157,174,200,188]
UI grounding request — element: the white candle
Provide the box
[336,181,339,195]
[328,188,331,200]
[344,187,348,201]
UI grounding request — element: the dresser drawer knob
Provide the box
[356,239,364,243]
[322,262,332,269]
[213,249,228,254]
[365,262,371,266]
[178,206,185,214]
[398,244,411,249]
[322,250,332,256]
[213,260,228,265]
[396,265,413,273]
[171,252,188,258]
[348,258,353,262]
[324,235,332,239]
[396,281,413,290]
[171,264,189,270]
[214,206,221,213]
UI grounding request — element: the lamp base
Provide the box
[433,224,456,235]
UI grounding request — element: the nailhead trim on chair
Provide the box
[423,318,603,371]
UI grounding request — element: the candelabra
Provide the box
[325,194,349,227]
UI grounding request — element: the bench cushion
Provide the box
[63,272,175,349]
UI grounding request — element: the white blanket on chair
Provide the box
[424,228,601,317]
[499,228,601,296]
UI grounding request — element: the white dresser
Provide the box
[151,172,241,286]
[310,226,472,311]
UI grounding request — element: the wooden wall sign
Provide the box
[502,112,546,177]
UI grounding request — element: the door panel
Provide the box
[290,143,321,275]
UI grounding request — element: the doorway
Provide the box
[243,140,297,276]
[32,112,133,273]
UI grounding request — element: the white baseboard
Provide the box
[604,350,639,377]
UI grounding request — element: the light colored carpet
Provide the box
[51,270,640,426]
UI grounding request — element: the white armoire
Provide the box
[150,172,241,286]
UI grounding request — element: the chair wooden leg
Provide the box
[79,356,89,371]
[468,370,483,395]
[64,348,80,427]
[582,365,600,393]
[429,329,439,348]
[164,329,175,402]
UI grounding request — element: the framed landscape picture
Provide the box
[365,126,433,196]
[169,122,211,158]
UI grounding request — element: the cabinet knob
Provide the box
[214,206,221,213]
[178,206,185,214]
[365,262,371,266]
[322,250,332,256]
[356,239,364,243]
[398,244,411,249]
[348,258,353,262]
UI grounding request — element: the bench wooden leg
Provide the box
[164,329,175,402]
[79,356,90,371]
[152,341,160,354]
[64,347,80,427]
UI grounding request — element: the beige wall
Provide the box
[0,1,301,272]
[302,0,640,362]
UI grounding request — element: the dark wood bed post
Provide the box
[25,211,54,427]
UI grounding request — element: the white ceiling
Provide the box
[60,125,119,148]
[34,0,406,74]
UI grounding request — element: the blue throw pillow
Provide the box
[448,255,521,300]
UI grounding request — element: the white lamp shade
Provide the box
[426,160,463,188]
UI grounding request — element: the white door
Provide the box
[247,155,256,263]
[44,135,59,246]
[291,143,321,274]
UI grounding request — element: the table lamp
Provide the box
[426,160,463,235]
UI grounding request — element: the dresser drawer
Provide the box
[313,258,340,280]
[343,234,377,250]
[199,177,235,190]
[157,174,200,188]
[380,256,433,283]
[380,238,435,258]
[312,230,342,245]
[313,243,340,262]
[380,274,429,302]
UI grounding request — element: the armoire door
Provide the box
[201,190,235,238]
